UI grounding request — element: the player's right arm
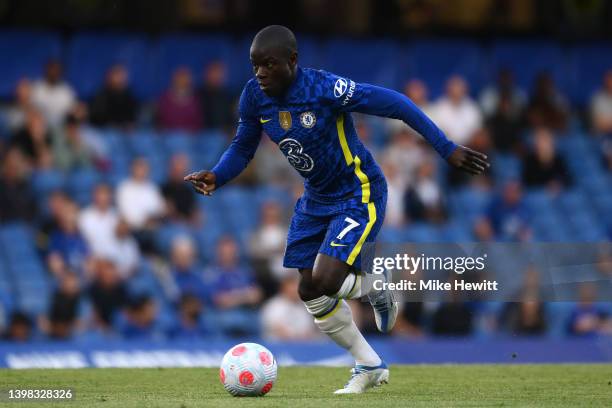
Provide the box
[185,83,262,195]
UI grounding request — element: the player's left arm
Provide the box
[324,74,489,175]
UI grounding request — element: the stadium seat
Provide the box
[30,169,65,197]
[66,32,153,100]
[568,43,612,106]
[489,41,567,93]
[321,39,399,88]
[0,30,62,98]
[66,169,102,205]
[402,39,485,98]
[153,34,233,96]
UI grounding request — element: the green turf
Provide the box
[0,365,610,407]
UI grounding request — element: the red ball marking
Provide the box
[261,382,273,395]
[232,345,247,356]
[259,351,272,366]
[219,368,225,384]
[239,370,254,386]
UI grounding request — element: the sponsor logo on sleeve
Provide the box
[333,78,348,98]
[341,80,356,106]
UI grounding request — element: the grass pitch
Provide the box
[1,364,611,407]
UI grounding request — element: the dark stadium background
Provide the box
[0,0,610,367]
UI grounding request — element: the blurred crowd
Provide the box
[0,53,611,343]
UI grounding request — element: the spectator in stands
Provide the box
[567,283,612,337]
[170,236,207,302]
[90,64,139,128]
[479,69,526,118]
[206,236,263,336]
[249,201,289,281]
[2,311,33,342]
[472,217,496,242]
[0,148,36,222]
[118,295,159,339]
[4,78,34,132]
[52,113,100,171]
[381,128,428,187]
[594,74,612,168]
[522,127,570,190]
[486,91,524,153]
[431,75,483,145]
[394,302,424,338]
[0,148,36,223]
[9,108,52,169]
[590,70,612,135]
[261,275,319,340]
[157,67,202,132]
[47,199,91,279]
[381,159,407,227]
[31,59,76,128]
[198,61,234,131]
[167,294,209,339]
[116,157,165,239]
[499,268,547,336]
[89,258,128,330]
[486,181,531,241]
[107,219,141,279]
[431,282,473,337]
[37,190,70,253]
[161,153,199,224]
[405,161,447,224]
[79,183,119,257]
[45,271,80,340]
[526,72,569,131]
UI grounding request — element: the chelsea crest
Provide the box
[300,111,316,128]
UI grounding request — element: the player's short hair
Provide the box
[252,25,297,57]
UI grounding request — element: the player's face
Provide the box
[250,47,296,97]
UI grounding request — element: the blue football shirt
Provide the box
[212,67,456,203]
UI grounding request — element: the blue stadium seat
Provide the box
[402,223,440,242]
[162,130,195,155]
[153,34,233,96]
[66,169,102,205]
[321,39,399,88]
[568,43,612,106]
[0,30,62,98]
[402,39,485,98]
[30,169,65,196]
[491,154,522,185]
[489,41,567,92]
[155,222,195,256]
[66,32,153,100]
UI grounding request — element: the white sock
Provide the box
[334,273,379,299]
[304,296,381,366]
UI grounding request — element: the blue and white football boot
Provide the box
[367,270,398,333]
[334,361,389,394]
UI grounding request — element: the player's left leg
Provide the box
[299,259,389,394]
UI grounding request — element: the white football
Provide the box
[219,342,277,397]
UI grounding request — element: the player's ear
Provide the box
[289,52,298,68]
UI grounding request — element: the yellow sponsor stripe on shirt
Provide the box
[336,114,353,165]
[346,202,377,266]
[353,156,370,204]
[335,115,371,203]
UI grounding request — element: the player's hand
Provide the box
[447,145,490,175]
[184,170,217,196]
